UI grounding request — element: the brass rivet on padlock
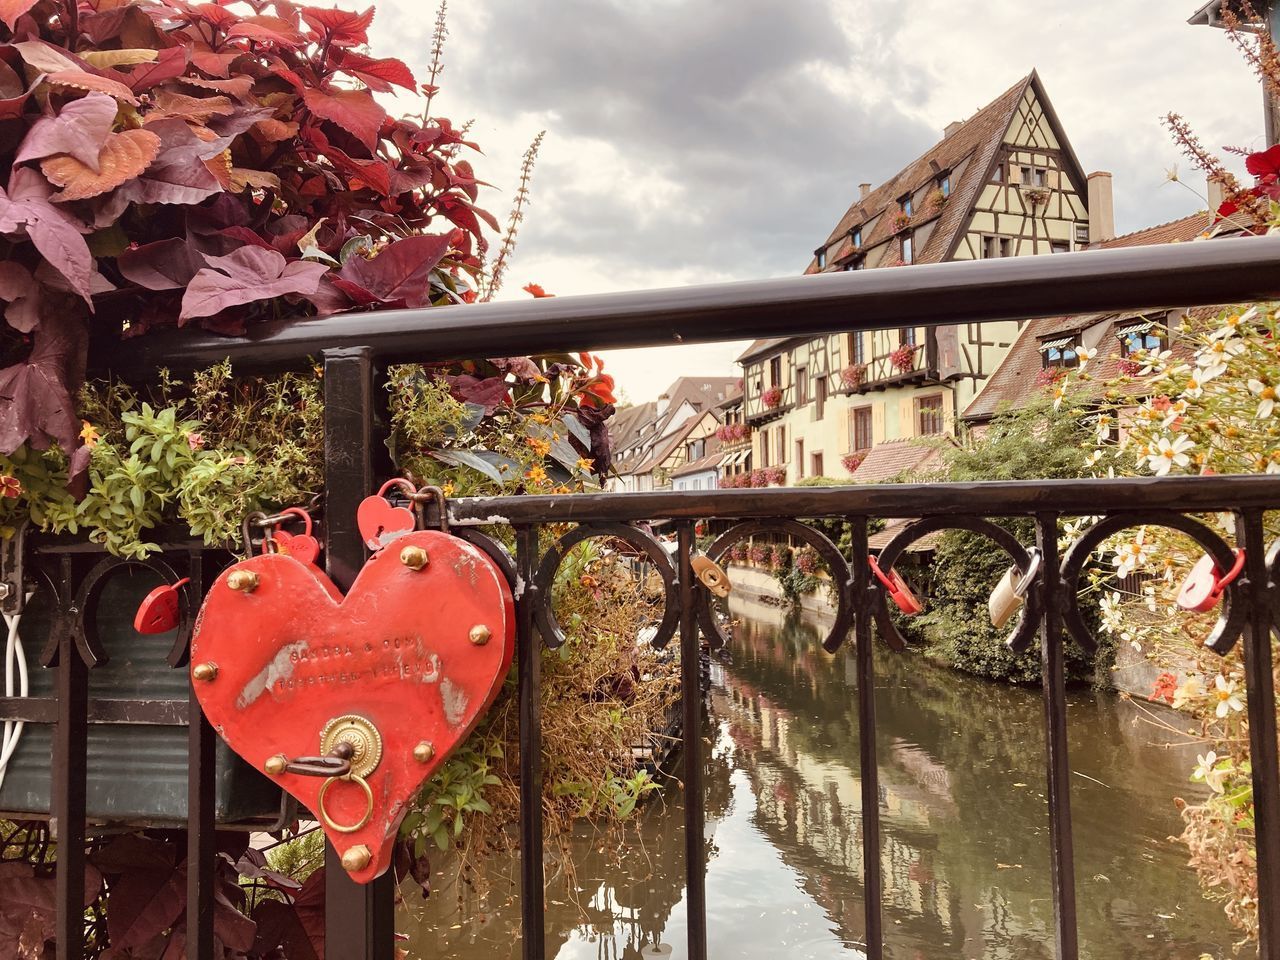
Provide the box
[413,741,435,763]
[192,662,218,682]
[341,845,372,873]
[264,754,287,775]
[227,570,259,593]
[469,624,491,646]
[400,545,429,570]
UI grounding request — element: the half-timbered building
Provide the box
[738,71,1099,484]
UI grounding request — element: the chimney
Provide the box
[1207,175,1226,214]
[657,392,670,417]
[1087,171,1115,244]
[943,120,963,138]
[858,182,871,200]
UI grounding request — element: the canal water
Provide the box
[400,595,1243,960]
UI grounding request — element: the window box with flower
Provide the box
[840,364,868,391]
[889,344,921,373]
[762,387,784,409]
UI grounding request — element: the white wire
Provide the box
[0,603,29,794]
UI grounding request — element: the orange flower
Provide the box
[0,475,21,499]
[523,283,553,298]
[582,373,616,406]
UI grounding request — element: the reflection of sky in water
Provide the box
[555,723,863,960]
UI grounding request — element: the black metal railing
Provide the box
[1,237,1278,960]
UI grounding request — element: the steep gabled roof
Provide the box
[630,410,717,476]
[806,71,1087,274]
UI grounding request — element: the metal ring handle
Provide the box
[317,774,374,834]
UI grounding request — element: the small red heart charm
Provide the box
[190,531,515,882]
[134,578,190,634]
[274,530,321,566]
[1178,554,1223,612]
[357,495,417,551]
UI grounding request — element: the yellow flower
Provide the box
[440,481,455,496]
[552,484,572,494]
[576,457,594,472]
[79,421,99,448]
[526,436,551,457]
[525,465,548,485]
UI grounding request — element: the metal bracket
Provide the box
[0,518,27,615]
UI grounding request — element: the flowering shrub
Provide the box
[891,212,911,233]
[889,344,919,373]
[840,363,867,390]
[748,543,768,565]
[841,450,866,474]
[715,422,748,442]
[762,386,783,409]
[1055,300,1280,941]
[763,466,785,486]
[728,542,747,563]
[768,543,789,571]
[927,188,947,211]
[794,547,819,575]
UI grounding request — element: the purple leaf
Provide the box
[117,237,205,290]
[0,177,95,303]
[444,374,511,414]
[13,92,118,171]
[0,262,37,332]
[0,310,86,455]
[336,233,452,308]
[97,119,226,220]
[180,247,328,322]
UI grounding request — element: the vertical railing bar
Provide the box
[185,552,215,960]
[54,554,88,960]
[850,516,882,959]
[1035,512,1079,960]
[517,524,546,960]
[1240,508,1280,960]
[678,522,708,960]
[321,347,395,960]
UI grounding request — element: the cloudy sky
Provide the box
[369,0,1262,403]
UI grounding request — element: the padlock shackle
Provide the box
[1013,548,1042,598]
[376,477,417,499]
[1214,548,1246,593]
[866,555,898,592]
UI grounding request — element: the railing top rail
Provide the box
[427,474,1280,525]
[92,236,1280,376]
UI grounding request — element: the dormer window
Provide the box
[902,232,914,263]
[900,194,913,216]
[1117,319,1168,357]
[938,173,951,197]
[851,226,862,247]
[1040,334,1081,369]
[815,247,826,270]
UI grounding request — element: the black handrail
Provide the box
[92,235,1280,375]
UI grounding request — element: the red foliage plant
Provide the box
[0,0,516,476]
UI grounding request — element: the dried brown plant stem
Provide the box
[484,130,546,302]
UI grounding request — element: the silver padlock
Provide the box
[989,548,1041,629]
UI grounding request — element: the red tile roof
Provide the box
[1091,211,1213,249]
[851,438,945,483]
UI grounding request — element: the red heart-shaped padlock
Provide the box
[190,531,514,882]
[134,578,190,634]
[1177,550,1244,613]
[356,496,417,551]
[274,530,321,566]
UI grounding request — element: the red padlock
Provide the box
[273,507,321,566]
[133,578,190,634]
[357,478,418,551]
[868,556,923,615]
[1176,550,1245,612]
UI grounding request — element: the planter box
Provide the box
[0,553,282,826]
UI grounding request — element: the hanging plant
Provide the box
[889,344,919,373]
[762,386,783,409]
[842,450,866,473]
[840,363,867,390]
[892,212,911,233]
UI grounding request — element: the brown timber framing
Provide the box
[12,234,1278,960]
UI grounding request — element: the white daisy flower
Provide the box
[1145,435,1194,476]
[1249,379,1278,418]
[1214,675,1244,719]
